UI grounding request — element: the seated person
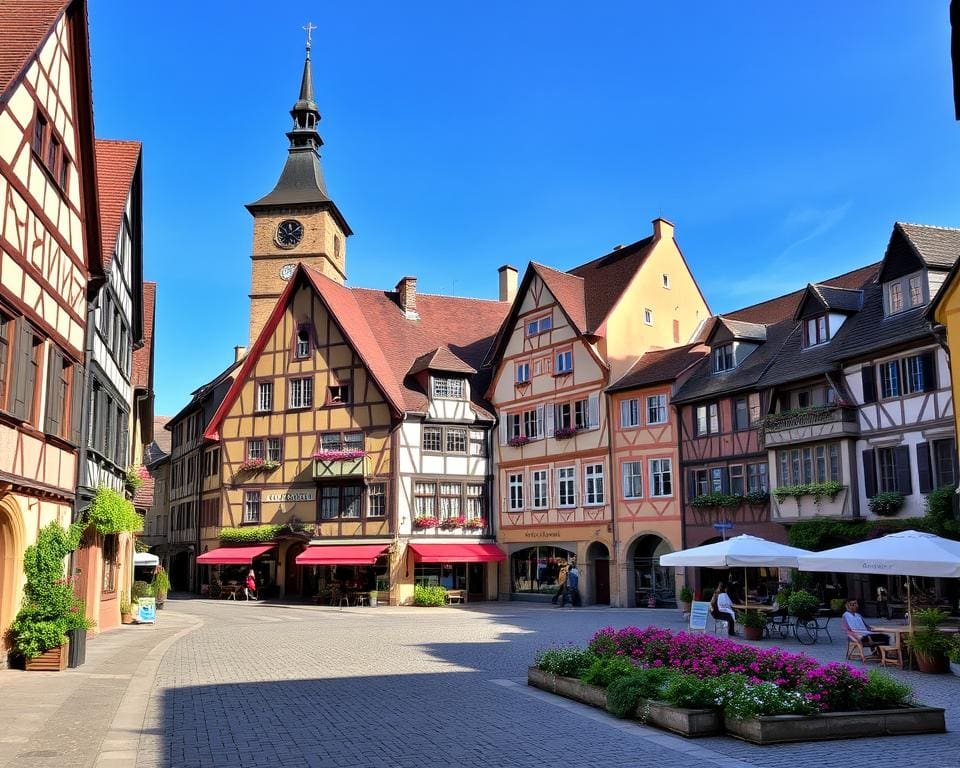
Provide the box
[710,582,737,636]
[842,599,890,653]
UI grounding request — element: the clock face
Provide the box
[276,219,304,249]
[279,263,296,281]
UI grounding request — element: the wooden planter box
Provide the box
[724,706,946,745]
[527,668,721,737]
[25,640,69,672]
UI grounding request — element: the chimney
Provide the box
[233,345,247,363]
[498,264,518,303]
[396,276,419,319]
[652,217,675,241]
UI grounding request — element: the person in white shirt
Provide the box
[710,582,737,636]
[842,599,889,652]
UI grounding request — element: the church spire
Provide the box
[289,22,321,151]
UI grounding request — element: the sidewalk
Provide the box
[0,610,201,768]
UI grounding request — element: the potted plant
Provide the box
[679,586,694,616]
[738,609,768,641]
[787,589,819,621]
[152,566,170,609]
[908,608,953,674]
[10,521,91,671]
[368,590,378,608]
[120,598,134,625]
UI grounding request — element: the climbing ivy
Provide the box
[88,486,143,534]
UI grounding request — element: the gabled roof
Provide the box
[0,0,68,98]
[132,281,155,391]
[607,344,708,393]
[897,222,960,270]
[568,236,655,332]
[532,262,587,334]
[711,316,767,343]
[94,139,140,270]
[147,416,171,461]
[408,346,477,376]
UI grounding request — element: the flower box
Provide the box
[238,458,280,473]
[413,516,439,529]
[438,516,466,530]
[312,456,366,479]
[553,427,579,440]
[25,640,70,672]
[527,668,721,738]
[724,706,946,745]
[507,436,531,447]
[463,517,485,530]
[311,449,366,461]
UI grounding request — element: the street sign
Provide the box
[712,522,734,531]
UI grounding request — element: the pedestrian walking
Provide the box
[561,564,580,608]
[245,568,258,601]
[551,563,569,605]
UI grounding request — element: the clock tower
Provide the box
[245,28,352,344]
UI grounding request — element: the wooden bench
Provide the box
[446,589,466,604]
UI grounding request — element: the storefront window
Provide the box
[510,545,576,594]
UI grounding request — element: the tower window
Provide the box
[327,385,350,405]
[334,234,342,260]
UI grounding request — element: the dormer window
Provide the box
[713,343,734,373]
[884,271,926,316]
[433,377,464,400]
[295,325,311,358]
[526,315,552,336]
[803,315,829,348]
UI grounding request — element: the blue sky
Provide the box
[86,2,959,416]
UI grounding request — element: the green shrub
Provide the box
[661,674,723,709]
[412,584,447,607]
[787,589,819,619]
[690,492,741,509]
[925,485,959,535]
[906,627,953,658]
[737,609,768,629]
[679,586,694,604]
[581,656,637,687]
[859,670,913,710]
[219,525,283,543]
[773,481,843,504]
[721,680,818,720]
[830,598,846,614]
[88,486,143,534]
[10,522,91,658]
[869,491,905,517]
[131,581,154,601]
[535,646,597,678]
[950,635,960,664]
[151,566,170,597]
[914,608,950,629]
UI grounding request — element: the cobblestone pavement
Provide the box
[134,599,960,768]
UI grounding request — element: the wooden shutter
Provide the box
[69,363,84,445]
[894,445,912,495]
[687,470,697,502]
[720,466,730,494]
[916,442,933,494]
[861,365,876,404]
[545,403,555,437]
[535,404,545,439]
[10,318,34,421]
[499,415,508,445]
[861,449,877,498]
[44,346,62,435]
[921,351,937,392]
[620,399,630,427]
[588,393,600,429]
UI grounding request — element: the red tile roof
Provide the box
[0,0,68,98]
[133,468,155,511]
[132,281,155,390]
[94,139,140,270]
[530,262,587,334]
[408,346,477,376]
[567,236,655,332]
[608,343,709,392]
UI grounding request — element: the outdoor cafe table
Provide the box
[869,623,960,670]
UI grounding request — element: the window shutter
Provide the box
[921,351,937,392]
[588,393,600,429]
[70,363,84,445]
[862,449,877,498]
[894,445,912,495]
[916,442,933,494]
[499,416,508,446]
[545,403,555,437]
[620,399,630,427]
[720,467,730,494]
[621,464,630,499]
[536,404,545,438]
[44,346,61,435]
[687,470,696,502]
[861,365,876,404]
[10,318,34,421]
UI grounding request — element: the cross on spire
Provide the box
[303,22,317,56]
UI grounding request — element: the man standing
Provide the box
[562,564,580,608]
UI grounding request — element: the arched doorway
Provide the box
[586,541,610,605]
[284,542,306,598]
[628,535,675,608]
[0,497,25,655]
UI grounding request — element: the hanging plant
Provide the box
[88,486,143,534]
[125,465,148,491]
[869,491,905,517]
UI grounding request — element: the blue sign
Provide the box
[713,522,734,531]
[689,601,710,631]
[137,597,156,624]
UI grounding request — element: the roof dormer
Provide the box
[878,222,960,317]
[408,346,476,402]
[794,283,862,348]
[708,316,765,373]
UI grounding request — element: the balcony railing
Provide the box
[312,456,367,479]
[759,406,859,447]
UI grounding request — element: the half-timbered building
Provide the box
[485,220,710,605]
[0,0,104,663]
[73,139,144,633]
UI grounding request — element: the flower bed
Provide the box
[529,628,943,744]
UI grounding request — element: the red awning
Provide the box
[196,544,276,565]
[408,543,507,563]
[296,544,389,566]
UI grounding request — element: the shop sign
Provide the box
[265,490,316,503]
[521,529,562,539]
[137,598,156,624]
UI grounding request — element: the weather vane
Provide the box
[303,21,317,53]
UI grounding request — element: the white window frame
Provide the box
[643,308,654,325]
[532,469,548,509]
[646,394,667,425]
[584,463,605,506]
[289,377,313,409]
[620,398,640,428]
[662,273,670,289]
[256,381,273,413]
[508,472,524,511]
[525,315,552,336]
[515,361,530,384]
[713,343,735,373]
[622,461,642,499]
[243,491,260,524]
[432,377,465,400]
[556,350,573,374]
[649,458,673,497]
[557,467,576,507]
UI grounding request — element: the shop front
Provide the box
[508,544,578,601]
[408,543,505,602]
[294,543,392,605]
[196,544,278,598]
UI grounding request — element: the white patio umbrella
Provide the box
[797,529,960,633]
[659,534,812,605]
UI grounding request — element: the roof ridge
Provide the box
[531,260,585,280]
[896,221,960,233]
[566,235,654,273]
[347,286,506,303]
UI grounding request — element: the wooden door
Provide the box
[594,559,610,605]
[285,543,306,598]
